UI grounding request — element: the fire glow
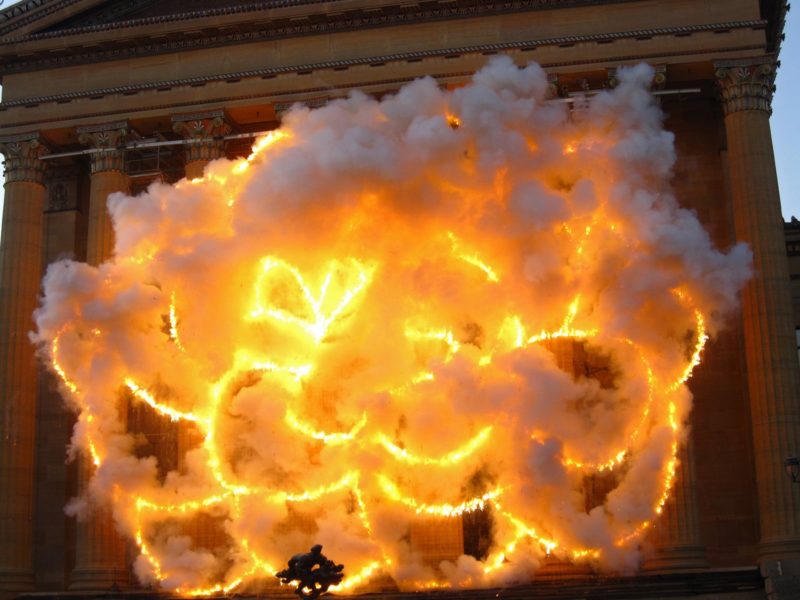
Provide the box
[34,59,750,594]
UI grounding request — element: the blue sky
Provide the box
[0,5,798,222]
[772,11,800,220]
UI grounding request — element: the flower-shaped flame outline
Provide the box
[49,246,707,595]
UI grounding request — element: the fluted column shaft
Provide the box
[0,136,47,595]
[78,124,129,266]
[85,170,127,266]
[645,441,707,570]
[172,112,231,553]
[70,125,130,591]
[716,59,800,561]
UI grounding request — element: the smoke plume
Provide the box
[33,58,750,593]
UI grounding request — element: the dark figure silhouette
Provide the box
[276,544,345,599]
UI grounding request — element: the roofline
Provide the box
[0,0,642,44]
[0,0,103,37]
[0,0,648,76]
[0,0,331,42]
[761,0,789,55]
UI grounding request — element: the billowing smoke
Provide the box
[33,58,750,593]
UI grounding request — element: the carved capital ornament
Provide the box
[715,60,776,116]
[78,122,129,174]
[172,111,231,164]
[0,134,49,185]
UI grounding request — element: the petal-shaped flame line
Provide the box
[447,231,500,282]
[377,474,503,517]
[125,379,208,425]
[168,292,186,352]
[248,257,373,342]
[52,331,102,466]
[556,340,655,473]
[403,294,705,476]
[50,270,700,593]
[484,401,680,563]
[376,426,493,466]
[668,288,709,391]
[285,409,367,444]
[135,470,379,596]
[526,294,599,344]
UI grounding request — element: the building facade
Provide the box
[0,0,796,598]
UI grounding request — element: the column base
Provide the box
[642,544,708,572]
[761,557,800,599]
[759,538,800,562]
[69,568,129,592]
[537,555,594,580]
[0,568,34,594]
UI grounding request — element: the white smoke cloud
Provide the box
[33,57,750,593]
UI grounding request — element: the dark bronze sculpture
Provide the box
[276,544,345,599]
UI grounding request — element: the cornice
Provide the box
[0,0,643,74]
[0,42,764,132]
[0,0,84,37]
[0,0,334,44]
[763,0,789,55]
[0,19,766,111]
[3,0,334,41]
[4,0,639,43]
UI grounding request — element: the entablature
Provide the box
[0,0,762,77]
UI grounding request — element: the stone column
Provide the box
[78,122,130,266]
[70,123,130,591]
[0,134,48,595]
[172,111,231,554]
[716,58,800,570]
[172,111,231,180]
[644,440,708,571]
[169,116,227,462]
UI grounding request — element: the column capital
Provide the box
[0,133,49,185]
[607,64,666,90]
[172,110,232,164]
[78,121,129,174]
[715,58,777,115]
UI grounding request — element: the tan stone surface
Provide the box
[0,175,46,592]
[85,170,127,267]
[33,208,82,591]
[721,79,800,559]
[409,517,464,568]
[69,483,129,591]
[664,95,759,567]
[0,0,792,594]
[71,159,130,591]
[0,26,767,138]
[645,442,708,571]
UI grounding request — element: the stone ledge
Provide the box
[15,567,766,600]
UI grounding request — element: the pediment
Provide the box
[0,0,104,38]
[0,0,261,39]
[40,0,262,32]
